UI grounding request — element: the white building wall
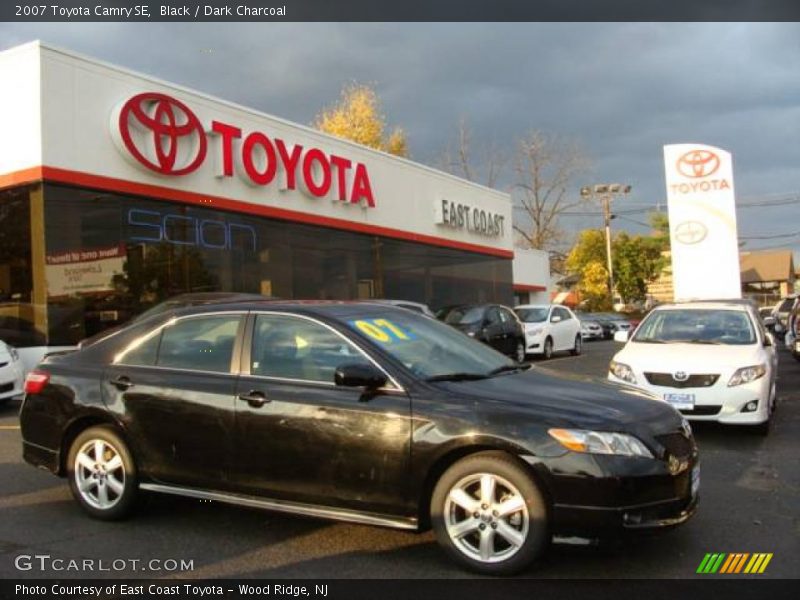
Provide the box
[512,248,551,305]
[0,42,42,177]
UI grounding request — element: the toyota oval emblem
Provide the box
[676,149,720,179]
[116,93,207,176]
[673,371,689,382]
[674,221,708,245]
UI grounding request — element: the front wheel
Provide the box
[431,452,549,575]
[542,337,554,360]
[67,426,138,520]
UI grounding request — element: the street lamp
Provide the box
[579,183,632,301]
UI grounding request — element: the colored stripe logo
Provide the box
[697,553,773,574]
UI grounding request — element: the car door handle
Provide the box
[238,390,270,408]
[111,376,133,390]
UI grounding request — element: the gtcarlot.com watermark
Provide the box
[14,554,194,573]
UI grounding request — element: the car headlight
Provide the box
[548,428,654,458]
[7,346,19,362]
[728,364,766,387]
[466,331,476,337]
[526,326,544,336]
[609,360,637,384]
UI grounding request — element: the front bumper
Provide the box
[608,372,772,425]
[528,448,699,537]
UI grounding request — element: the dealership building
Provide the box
[0,42,547,368]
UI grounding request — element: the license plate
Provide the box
[664,393,695,410]
[691,465,700,498]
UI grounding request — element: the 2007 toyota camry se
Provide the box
[20,300,698,575]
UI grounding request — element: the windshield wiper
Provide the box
[665,339,723,345]
[634,338,665,344]
[425,372,490,382]
[487,364,532,376]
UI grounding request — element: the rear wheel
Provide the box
[514,340,526,363]
[67,426,137,520]
[542,337,553,360]
[431,452,549,575]
[570,334,582,356]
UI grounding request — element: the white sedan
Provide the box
[514,304,582,359]
[0,340,25,405]
[609,301,777,435]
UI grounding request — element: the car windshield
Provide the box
[344,310,515,379]
[515,307,548,323]
[632,309,756,345]
[444,306,485,325]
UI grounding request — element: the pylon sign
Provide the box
[663,144,741,301]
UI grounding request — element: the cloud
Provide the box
[1,21,798,255]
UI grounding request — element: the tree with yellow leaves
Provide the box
[313,83,409,157]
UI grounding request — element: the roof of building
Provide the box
[740,250,795,284]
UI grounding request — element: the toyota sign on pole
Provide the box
[663,144,742,301]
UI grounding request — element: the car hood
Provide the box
[614,341,765,372]
[433,367,681,433]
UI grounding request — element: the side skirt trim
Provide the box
[139,483,418,531]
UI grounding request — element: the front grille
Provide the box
[0,381,14,394]
[644,372,719,388]
[679,405,722,416]
[655,431,694,460]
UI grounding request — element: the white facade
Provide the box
[512,248,551,305]
[0,41,512,258]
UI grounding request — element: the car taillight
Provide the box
[24,370,50,394]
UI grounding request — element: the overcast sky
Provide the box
[2,22,799,260]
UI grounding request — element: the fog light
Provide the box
[742,400,758,413]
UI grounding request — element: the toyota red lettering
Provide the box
[113,92,376,207]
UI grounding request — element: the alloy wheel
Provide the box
[443,473,530,563]
[73,439,126,510]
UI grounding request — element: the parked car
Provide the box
[579,319,604,341]
[771,295,797,339]
[20,300,698,575]
[785,297,800,361]
[514,304,582,359]
[758,306,776,330]
[439,304,526,362]
[0,340,25,405]
[609,301,777,435]
[590,313,633,339]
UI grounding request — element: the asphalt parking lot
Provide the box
[1,340,797,579]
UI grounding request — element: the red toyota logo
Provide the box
[676,149,720,179]
[117,93,207,175]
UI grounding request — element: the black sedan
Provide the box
[438,303,527,362]
[20,301,698,575]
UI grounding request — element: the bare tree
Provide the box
[438,117,506,188]
[512,130,591,251]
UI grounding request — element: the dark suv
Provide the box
[438,304,526,362]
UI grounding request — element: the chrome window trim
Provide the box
[249,310,405,393]
[114,311,247,370]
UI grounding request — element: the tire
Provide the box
[542,337,553,360]
[430,452,549,576]
[570,334,582,356]
[514,340,526,364]
[67,425,138,520]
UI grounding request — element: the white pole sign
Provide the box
[663,144,742,301]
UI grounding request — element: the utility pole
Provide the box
[580,183,632,303]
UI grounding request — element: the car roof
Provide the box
[167,299,425,319]
[515,304,555,309]
[654,301,750,311]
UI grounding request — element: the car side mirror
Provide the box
[613,330,630,343]
[763,316,775,327]
[550,315,562,323]
[335,363,388,390]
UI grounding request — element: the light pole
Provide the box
[579,183,632,302]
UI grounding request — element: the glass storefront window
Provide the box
[13,183,512,345]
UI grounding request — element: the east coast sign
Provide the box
[110,92,375,207]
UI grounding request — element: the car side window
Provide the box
[486,308,502,326]
[558,308,572,321]
[251,314,371,383]
[157,315,242,373]
[119,331,161,366]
